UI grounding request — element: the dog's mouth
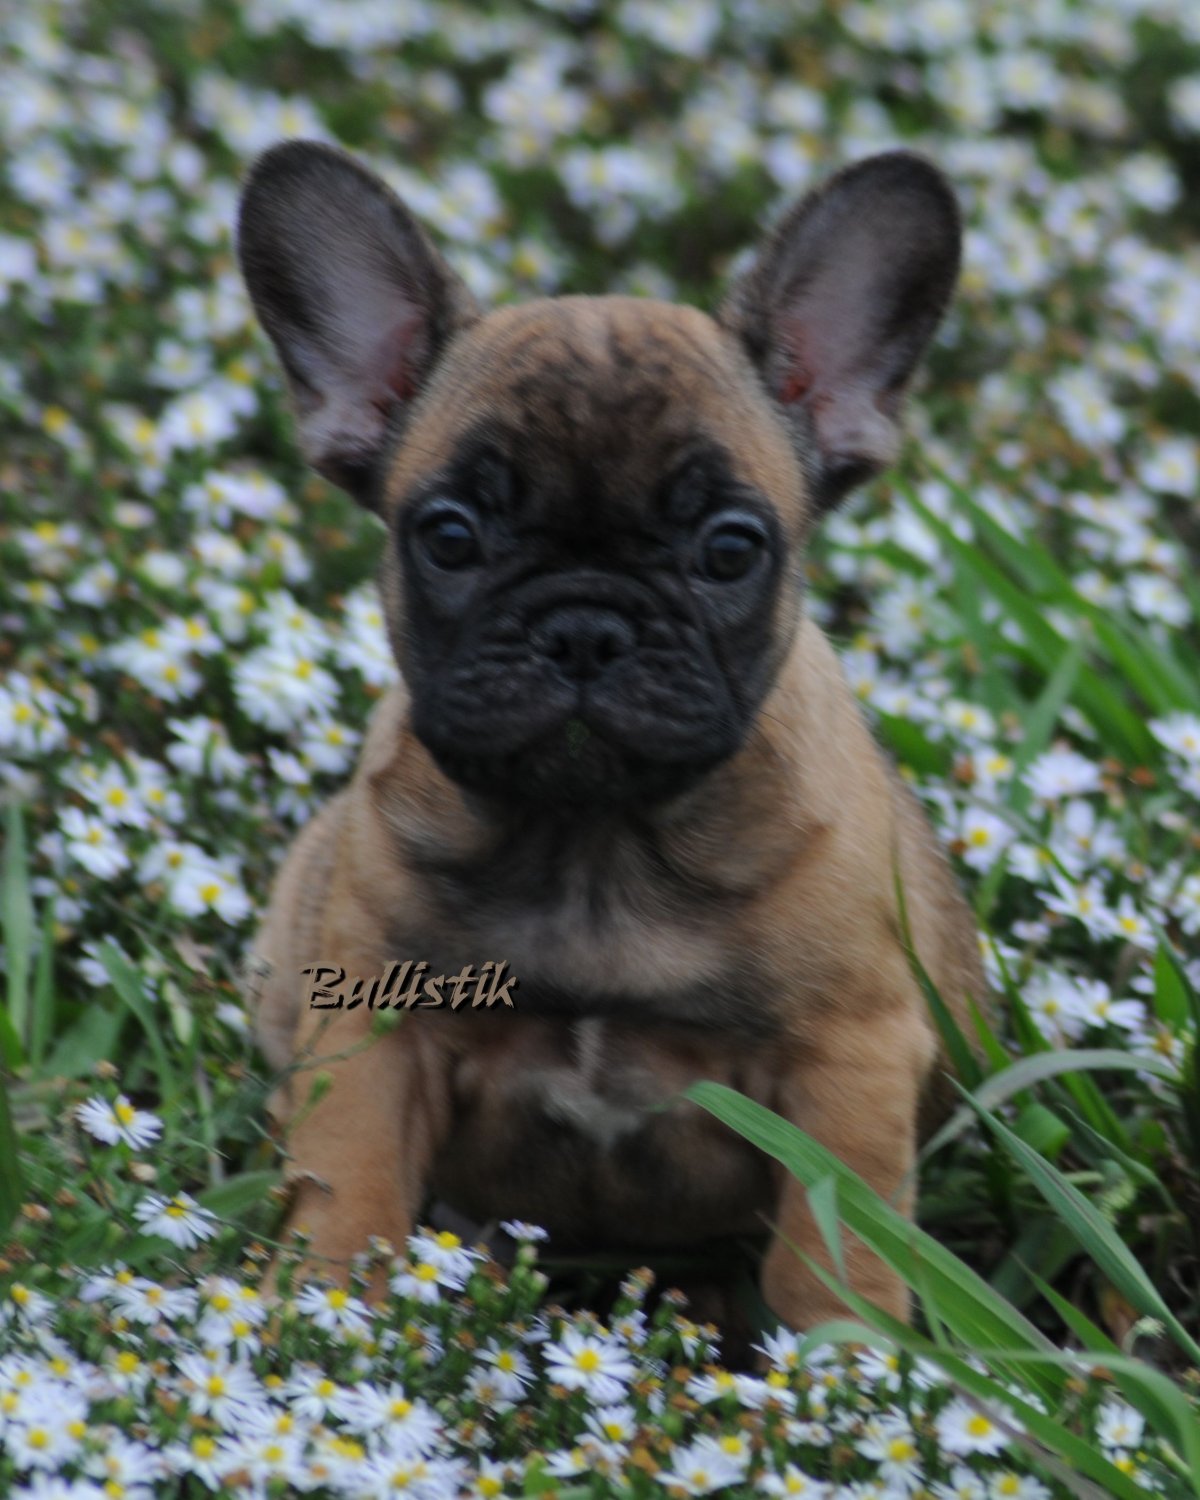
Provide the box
[428,715,723,808]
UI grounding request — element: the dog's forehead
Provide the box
[384,296,805,523]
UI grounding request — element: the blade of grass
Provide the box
[956,1082,1200,1366]
[786,1247,1148,1500]
[1033,1272,1200,1483]
[990,943,1131,1151]
[1006,635,1087,816]
[902,485,1154,760]
[1,803,32,1069]
[1152,942,1191,1028]
[98,940,179,1110]
[921,1048,1177,1162]
[686,1080,1062,1400]
[29,895,56,1073]
[966,990,1011,1072]
[0,1069,24,1235]
[894,854,983,1089]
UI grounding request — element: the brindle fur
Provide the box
[239,142,984,1331]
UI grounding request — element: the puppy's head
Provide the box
[237,142,959,808]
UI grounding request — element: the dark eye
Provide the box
[697,517,766,582]
[416,504,481,570]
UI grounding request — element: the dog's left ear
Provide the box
[719,151,961,513]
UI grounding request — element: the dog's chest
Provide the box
[430,1013,778,1244]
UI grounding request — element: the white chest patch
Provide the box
[534,1019,660,1149]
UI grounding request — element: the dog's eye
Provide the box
[417,504,481,570]
[697,518,766,582]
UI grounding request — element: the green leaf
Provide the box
[29,895,56,1073]
[1153,943,1191,1028]
[0,1070,24,1235]
[197,1170,281,1221]
[990,1219,1078,1308]
[686,1080,1062,1400]
[806,1175,846,1282]
[894,855,983,1089]
[97,941,179,1109]
[787,1251,1149,1500]
[957,1082,1200,1366]
[41,1004,126,1080]
[901,484,1154,760]
[921,1048,1176,1163]
[966,989,1011,1072]
[1,803,32,1069]
[1006,635,1086,817]
[873,711,951,776]
[1033,1272,1200,1483]
[1012,1102,1070,1160]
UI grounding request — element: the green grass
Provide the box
[1,0,1199,1494]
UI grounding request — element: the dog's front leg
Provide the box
[760,1002,935,1332]
[273,991,450,1297]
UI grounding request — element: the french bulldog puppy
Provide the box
[236,139,984,1331]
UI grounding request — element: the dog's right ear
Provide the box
[237,140,479,504]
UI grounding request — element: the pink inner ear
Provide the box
[774,316,814,405]
[369,309,428,409]
[779,368,811,404]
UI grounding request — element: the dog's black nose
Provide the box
[530,604,636,680]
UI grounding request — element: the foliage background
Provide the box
[1,0,1200,1496]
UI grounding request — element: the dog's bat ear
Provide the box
[719,151,961,513]
[237,140,480,504]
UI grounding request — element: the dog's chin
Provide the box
[425,720,729,810]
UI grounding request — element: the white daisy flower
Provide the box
[1095,1399,1145,1451]
[1024,747,1103,801]
[543,1327,636,1403]
[59,806,129,879]
[133,1191,219,1248]
[936,1397,1012,1456]
[293,1283,373,1340]
[75,1094,162,1149]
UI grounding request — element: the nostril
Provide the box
[531,605,636,679]
[595,625,630,664]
